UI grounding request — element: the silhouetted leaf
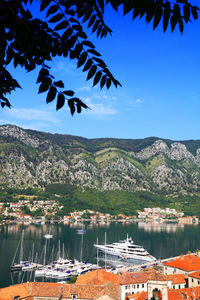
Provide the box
[183,3,190,23]
[170,13,178,32]
[54,80,64,88]
[191,6,198,19]
[68,99,75,115]
[39,82,49,93]
[69,17,80,24]
[77,31,87,39]
[49,14,63,23]
[92,20,100,33]
[132,7,140,20]
[100,75,107,88]
[153,6,163,30]
[82,41,95,48]
[66,36,77,49]
[163,2,171,32]
[93,71,102,86]
[83,59,93,71]
[179,19,184,33]
[112,78,121,88]
[62,28,73,39]
[55,21,69,31]
[77,52,87,68]
[88,15,96,28]
[56,93,65,110]
[46,85,57,103]
[63,90,75,96]
[46,5,58,17]
[106,77,111,89]
[87,65,97,80]
[97,24,103,37]
[87,49,101,56]
[76,103,82,113]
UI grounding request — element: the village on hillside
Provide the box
[0,195,199,226]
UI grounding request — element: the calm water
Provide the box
[0,221,200,288]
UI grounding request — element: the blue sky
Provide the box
[1,2,200,140]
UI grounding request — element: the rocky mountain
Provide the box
[1,124,200,195]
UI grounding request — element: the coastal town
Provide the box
[0,195,199,226]
[1,198,200,298]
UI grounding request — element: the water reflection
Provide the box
[1,221,200,288]
[137,221,185,233]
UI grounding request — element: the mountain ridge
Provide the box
[0,124,200,196]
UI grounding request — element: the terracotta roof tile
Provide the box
[148,271,168,281]
[163,254,200,272]
[126,287,200,300]
[0,282,120,300]
[125,291,147,300]
[166,274,187,284]
[76,269,120,286]
[188,270,200,279]
[119,271,155,285]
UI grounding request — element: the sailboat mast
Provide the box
[19,229,24,263]
[80,233,83,262]
[96,237,99,266]
[104,232,107,269]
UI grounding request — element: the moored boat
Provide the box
[94,234,156,262]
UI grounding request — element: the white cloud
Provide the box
[77,84,92,92]
[136,98,143,103]
[85,103,117,117]
[5,108,60,124]
[112,96,117,100]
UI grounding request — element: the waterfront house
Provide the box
[163,254,200,276]
[188,270,200,287]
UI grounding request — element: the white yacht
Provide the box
[94,234,156,262]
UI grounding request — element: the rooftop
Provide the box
[163,254,200,272]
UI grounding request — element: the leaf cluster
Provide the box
[0,0,199,113]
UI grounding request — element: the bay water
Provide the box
[0,221,200,288]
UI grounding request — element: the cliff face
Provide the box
[0,124,200,195]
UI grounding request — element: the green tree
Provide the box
[0,0,199,113]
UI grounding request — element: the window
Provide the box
[173,286,175,289]
[142,284,144,288]
[137,284,139,288]
[72,295,77,300]
[198,280,200,285]
[192,279,194,283]
[178,285,180,289]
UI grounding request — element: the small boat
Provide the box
[44,233,53,239]
[11,230,31,271]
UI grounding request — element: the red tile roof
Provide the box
[188,270,200,279]
[166,274,187,284]
[76,269,120,286]
[163,254,200,272]
[0,282,120,300]
[126,287,200,300]
[148,271,168,282]
[119,271,155,285]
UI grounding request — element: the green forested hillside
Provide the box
[1,124,200,215]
